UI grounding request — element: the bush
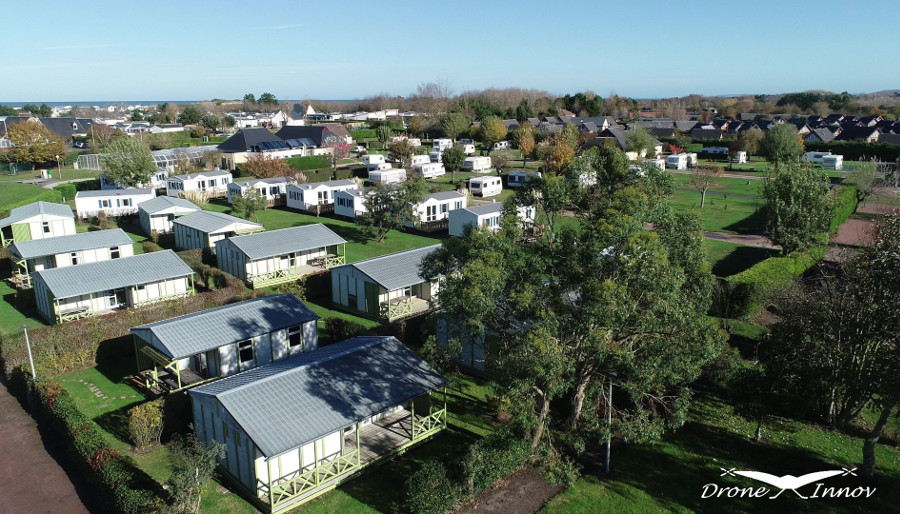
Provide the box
[142,241,161,253]
[286,155,331,171]
[53,183,77,202]
[150,229,159,244]
[404,460,463,514]
[276,278,306,300]
[350,129,376,140]
[128,399,165,451]
[726,243,826,317]
[324,316,370,344]
[830,184,858,233]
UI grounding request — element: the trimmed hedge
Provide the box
[286,155,331,171]
[323,316,369,345]
[830,184,858,233]
[350,129,376,140]
[53,183,77,202]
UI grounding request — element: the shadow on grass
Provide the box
[95,404,133,446]
[712,246,779,277]
[723,206,767,235]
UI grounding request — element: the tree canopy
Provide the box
[440,112,470,141]
[99,136,156,188]
[6,121,67,168]
[479,116,508,150]
[761,124,804,166]
[361,176,428,242]
[233,188,268,222]
[177,106,202,125]
[762,163,832,254]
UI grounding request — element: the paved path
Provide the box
[677,188,762,200]
[0,384,90,514]
[704,231,775,248]
[12,177,97,190]
[857,202,900,216]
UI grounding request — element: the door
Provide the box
[364,281,379,315]
[193,353,208,378]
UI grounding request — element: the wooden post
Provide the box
[267,459,275,507]
[314,440,319,485]
[356,422,360,468]
[411,399,416,441]
[443,387,448,429]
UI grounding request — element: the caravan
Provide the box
[369,168,407,184]
[413,162,446,179]
[666,154,688,170]
[469,176,503,197]
[463,156,492,173]
[363,154,387,171]
[433,138,454,151]
[411,154,431,165]
[458,143,476,155]
[507,170,541,188]
[822,154,844,170]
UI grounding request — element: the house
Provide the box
[132,294,318,394]
[502,119,520,131]
[219,128,293,170]
[805,127,837,143]
[8,228,135,289]
[187,335,448,512]
[406,191,467,230]
[331,245,440,321]
[74,189,156,219]
[101,168,170,190]
[287,103,316,126]
[334,189,371,219]
[227,177,290,206]
[216,224,347,288]
[690,127,723,140]
[448,201,535,237]
[148,123,184,134]
[32,250,195,324]
[166,170,233,198]
[37,117,89,140]
[286,179,357,213]
[138,196,201,236]
[0,202,76,247]
[879,133,900,146]
[173,211,263,253]
[835,126,880,143]
[275,124,353,147]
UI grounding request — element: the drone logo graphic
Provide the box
[719,467,857,499]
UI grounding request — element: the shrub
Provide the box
[276,278,306,300]
[350,129,376,140]
[830,184,858,233]
[324,316,370,344]
[53,183,77,201]
[97,211,110,230]
[150,229,160,244]
[142,241,161,253]
[286,155,331,171]
[404,460,463,514]
[128,399,165,451]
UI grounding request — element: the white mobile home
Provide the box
[805,151,832,164]
[334,189,371,219]
[369,168,406,184]
[666,153,688,170]
[463,156,491,173]
[429,150,443,163]
[432,138,453,151]
[331,245,441,322]
[8,229,135,289]
[100,169,169,190]
[0,202,76,247]
[685,152,699,167]
[138,196,201,236]
[412,162,445,179]
[729,151,747,164]
[166,170,233,198]
[458,143,476,155]
[407,138,422,148]
[286,179,357,213]
[216,224,347,288]
[31,250,195,324]
[227,177,289,205]
[702,146,729,155]
[469,176,502,197]
[173,211,263,253]
[132,294,318,393]
[448,201,536,237]
[410,154,430,166]
[362,154,386,171]
[74,189,156,219]
[822,154,844,170]
[491,141,509,151]
[187,336,448,512]
[506,170,541,188]
[406,192,467,230]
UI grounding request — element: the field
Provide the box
[703,239,776,277]
[671,191,766,234]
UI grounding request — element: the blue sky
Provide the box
[4,0,898,102]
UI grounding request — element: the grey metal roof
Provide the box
[0,202,74,228]
[335,245,440,291]
[464,202,505,215]
[232,177,289,188]
[9,228,134,260]
[32,249,193,299]
[424,191,466,202]
[131,294,317,360]
[188,336,448,457]
[168,170,232,181]
[75,188,154,198]
[173,211,262,233]
[293,179,356,191]
[218,224,346,261]
[138,196,200,215]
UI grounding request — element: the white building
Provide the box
[448,201,536,237]
[0,202,76,247]
[227,177,290,205]
[173,211,263,253]
[334,189,372,219]
[74,189,156,219]
[286,179,357,212]
[406,191,467,229]
[166,170,233,198]
[469,176,502,197]
[138,196,201,236]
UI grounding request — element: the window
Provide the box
[318,191,328,204]
[440,203,448,214]
[238,340,253,363]
[42,222,50,234]
[70,252,79,265]
[401,286,412,297]
[208,180,216,188]
[121,198,132,207]
[288,325,303,348]
[111,247,120,259]
[136,283,145,291]
[425,205,437,222]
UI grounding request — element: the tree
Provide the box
[440,112,469,141]
[131,109,145,121]
[166,435,226,514]
[7,121,67,169]
[688,165,723,208]
[376,125,393,146]
[387,139,414,168]
[761,124,804,167]
[233,188,268,222]
[479,116,508,153]
[223,115,236,128]
[441,145,466,183]
[200,113,221,132]
[541,133,575,174]
[625,126,655,158]
[511,122,536,167]
[258,92,278,112]
[22,103,51,117]
[673,134,692,153]
[490,151,511,176]
[242,93,257,111]
[177,106,202,125]
[762,163,832,254]
[360,176,428,243]
[407,115,425,137]
[145,132,172,151]
[243,153,293,179]
[0,105,17,116]
[846,159,881,211]
[515,98,536,121]
[201,150,222,170]
[322,135,351,178]
[100,135,156,188]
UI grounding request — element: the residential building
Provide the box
[333,188,371,219]
[138,196,201,236]
[227,177,290,206]
[286,179,357,214]
[448,201,535,237]
[166,170,233,198]
[74,189,156,219]
[0,202,76,247]
[173,211,263,253]
[406,191,467,230]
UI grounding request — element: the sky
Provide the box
[3,0,899,103]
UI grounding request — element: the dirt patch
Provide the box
[857,202,900,216]
[704,231,775,249]
[833,218,875,247]
[456,467,563,514]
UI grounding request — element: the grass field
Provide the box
[703,239,777,277]
[0,166,101,183]
[671,173,764,198]
[672,191,765,234]
[0,182,55,210]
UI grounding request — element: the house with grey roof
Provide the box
[132,294,318,394]
[9,228,135,289]
[333,188,372,219]
[405,191,467,230]
[286,179,357,213]
[216,224,347,288]
[331,245,441,321]
[74,188,156,219]
[187,335,448,512]
[138,196,201,236]
[31,249,195,324]
[166,169,233,198]
[227,177,290,206]
[448,201,536,237]
[805,127,837,143]
[173,211,263,253]
[0,201,76,246]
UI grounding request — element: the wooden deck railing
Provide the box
[264,448,360,509]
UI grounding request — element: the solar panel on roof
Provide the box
[256,141,287,151]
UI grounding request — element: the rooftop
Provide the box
[9,228,134,260]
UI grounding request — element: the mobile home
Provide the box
[406,191,467,229]
[448,201,536,237]
[0,202,76,247]
[74,189,156,219]
[369,168,406,184]
[463,156,491,173]
[666,154,688,170]
[286,179,357,212]
[173,211,263,253]
[412,162,445,179]
[432,138,453,151]
[138,196,201,236]
[166,170,233,198]
[506,171,541,188]
[469,176,502,197]
[227,177,289,205]
[822,154,844,170]
[334,189,371,219]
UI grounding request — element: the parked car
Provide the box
[73,141,87,148]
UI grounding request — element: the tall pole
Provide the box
[56,155,62,180]
[20,325,35,379]
[606,373,614,473]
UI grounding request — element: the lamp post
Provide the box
[20,324,35,379]
[606,372,617,474]
[55,154,62,180]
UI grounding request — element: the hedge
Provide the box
[53,183,77,202]
[830,184,858,233]
[286,155,331,171]
[350,129,376,140]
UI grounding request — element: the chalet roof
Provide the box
[599,125,627,150]
[188,336,448,457]
[0,202,74,228]
[32,249,192,299]
[75,188,154,198]
[131,294,317,360]
[739,113,758,121]
[675,120,698,132]
[807,127,836,143]
[526,117,541,127]
[463,201,505,215]
[320,123,351,140]
[173,211,262,233]
[879,133,900,146]
[217,224,345,260]
[38,117,87,138]
[502,119,520,130]
[836,126,880,141]
[138,196,200,215]
[217,128,283,153]
[291,179,356,191]
[9,228,133,260]
[335,245,440,291]
[690,128,723,140]
[423,191,466,202]
[168,170,232,181]
[231,177,289,188]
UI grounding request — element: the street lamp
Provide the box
[606,372,617,474]
[20,324,35,379]
[55,154,62,180]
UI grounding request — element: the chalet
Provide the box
[101,168,170,190]
[286,179,357,214]
[334,189,371,219]
[138,196,201,236]
[218,128,315,170]
[406,191,467,230]
[166,170,233,198]
[805,127,837,143]
[0,202,76,247]
[227,177,290,206]
[32,250,195,324]
[331,245,440,322]
[835,126,880,143]
[74,189,156,219]
[8,228,134,289]
[187,335,448,512]
[173,211,263,253]
[275,124,353,147]
[216,224,346,288]
[507,170,541,188]
[448,201,535,237]
[132,294,318,393]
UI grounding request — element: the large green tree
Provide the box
[233,188,268,222]
[361,176,428,242]
[99,136,156,187]
[762,163,832,254]
[440,112,469,141]
[441,144,466,183]
[511,122,536,166]
[177,106,202,125]
[625,126,656,157]
[761,124,804,167]
[258,92,278,112]
[479,116,508,152]
[7,121,67,168]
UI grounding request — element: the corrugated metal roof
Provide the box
[173,211,262,233]
[75,188,154,198]
[335,245,440,291]
[464,202,505,215]
[139,196,200,215]
[131,294,317,360]
[188,336,448,457]
[168,170,232,181]
[9,228,134,259]
[424,191,465,202]
[293,179,356,191]
[0,202,74,228]
[232,177,289,188]
[218,224,346,261]
[33,249,193,299]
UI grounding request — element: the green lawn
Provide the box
[672,192,765,234]
[0,166,101,183]
[671,173,764,198]
[544,389,900,513]
[0,260,47,335]
[703,239,777,277]
[0,182,54,210]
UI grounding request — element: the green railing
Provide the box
[266,449,360,509]
[57,308,93,323]
[413,409,446,441]
[133,290,194,308]
[323,254,345,268]
[381,298,412,321]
